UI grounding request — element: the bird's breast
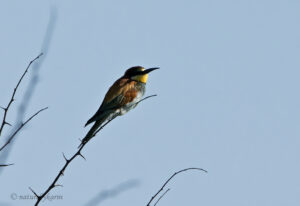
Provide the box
[119,83,145,115]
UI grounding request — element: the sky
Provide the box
[0,0,300,205]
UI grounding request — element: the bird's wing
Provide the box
[85,78,138,126]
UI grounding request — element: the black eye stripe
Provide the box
[126,71,145,77]
[133,71,145,75]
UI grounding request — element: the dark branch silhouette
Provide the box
[0,53,43,137]
[0,6,57,173]
[146,167,207,206]
[0,53,44,168]
[0,107,48,152]
[84,179,140,206]
[30,95,156,206]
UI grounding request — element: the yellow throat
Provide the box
[132,74,148,83]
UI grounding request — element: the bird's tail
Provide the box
[78,118,105,149]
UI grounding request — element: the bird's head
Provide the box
[124,66,159,83]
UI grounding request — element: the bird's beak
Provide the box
[143,67,159,74]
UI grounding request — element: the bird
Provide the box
[79,66,159,148]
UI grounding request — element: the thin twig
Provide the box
[146,167,207,206]
[0,53,43,137]
[31,96,155,206]
[154,188,170,206]
[0,163,14,167]
[0,107,48,152]
[136,94,157,105]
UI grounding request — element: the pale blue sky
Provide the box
[0,0,300,205]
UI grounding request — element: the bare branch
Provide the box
[146,167,207,206]
[32,115,115,206]
[0,107,48,152]
[31,141,86,205]
[32,96,155,206]
[154,188,170,206]
[0,7,57,175]
[31,115,116,206]
[0,53,43,136]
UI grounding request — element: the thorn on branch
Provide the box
[54,184,63,188]
[78,152,86,160]
[62,153,68,162]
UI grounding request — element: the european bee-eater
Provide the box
[80,66,159,147]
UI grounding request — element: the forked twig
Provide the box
[146,167,207,206]
[0,53,43,137]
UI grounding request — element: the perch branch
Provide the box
[136,94,157,105]
[0,53,43,137]
[146,167,207,206]
[31,95,156,206]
